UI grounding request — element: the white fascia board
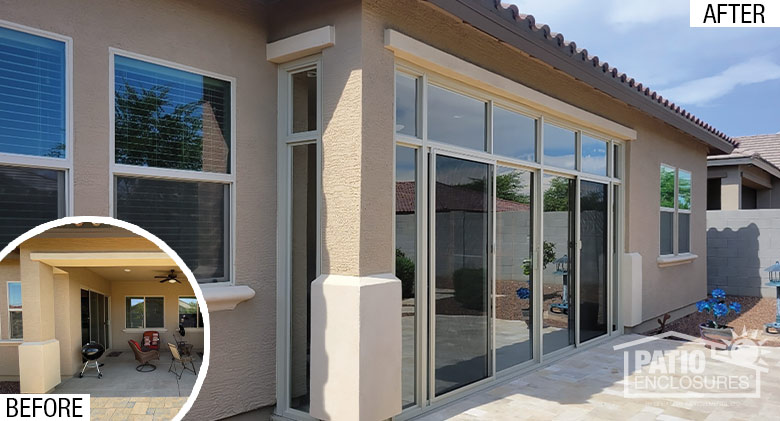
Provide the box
[267,26,335,64]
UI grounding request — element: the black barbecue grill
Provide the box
[79,341,105,379]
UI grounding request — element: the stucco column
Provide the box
[308,6,401,421]
[18,247,61,393]
[720,168,741,210]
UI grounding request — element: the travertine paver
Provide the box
[90,397,187,421]
[418,334,780,420]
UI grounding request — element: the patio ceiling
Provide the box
[29,251,175,268]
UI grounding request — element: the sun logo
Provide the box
[721,328,770,367]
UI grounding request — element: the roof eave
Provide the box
[425,0,735,154]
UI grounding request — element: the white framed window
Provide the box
[660,164,691,256]
[125,296,164,329]
[178,296,204,328]
[108,49,236,284]
[0,20,72,247]
[7,282,22,340]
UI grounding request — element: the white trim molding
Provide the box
[267,26,335,63]
[385,29,637,142]
[201,285,255,312]
[657,253,698,267]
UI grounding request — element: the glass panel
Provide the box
[493,107,535,162]
[104,295,110,348]
[613,144,620,178]
[579,181,608,343]
[495,167,533,371]
[395,146,417,408]
[89,291,99,344]
[291,68,317,133]
[395,73,417,137]
[116,176,228,282]
[543,124,576,170]
[97,292,107,346]
[434,155,490,396]
[9,312,22,339]
[660,211,674,255]
[0,26,66,158]
[81,289,89,345]
[613,185,619,332]
[179,297,198,328]
[581,135,608,176]
[7,282,21,308]
[660,165,675,208]
[427,84,486,151]
[126,297,144,329]
[114,56,231,173]
[145,297,164,328]
[290,143,317,412]
[678,170,691,210]
[679,213,691,253]
[707,178,721,210]
[0,165,64,248]
[542,175,575,354]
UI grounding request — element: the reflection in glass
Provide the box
[543,124,576,170]
[495,167,533,371]
[660,211,674,255]
[434,155,490,396]
[613,144,620,178]
[114,56,231,173]
[678,170,691,210]
[542,175,575,354]
[290,143,317,412]
[146,297,164,328]
[581,135,608,176]
[660,165,675,208]
[613,185,619,332]
[125,298,144,329]
[428,85,486,151]
[395,146,417,408]
[396,73,418,137]
[579,181,608,343]
[0,165,64,248]
[493,107,535,162]
[291,69,317,133]
[8,282,22,339]
[679,213,690,253]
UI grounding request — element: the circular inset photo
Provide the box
[0,217,209,421]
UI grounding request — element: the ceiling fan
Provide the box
[155,269,181,284]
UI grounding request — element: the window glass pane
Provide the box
[7,282,21,309]
[0,165,64,248]
[495,167,533,371]
[660,211,674,255]
[145,297,164,328]
[493,106,535,162]
[126,297,144,328]
[613,143,620,178]
[116,176,228,282]
[395,73,417,137]
[679,213,690,253]
[678,170,691,210]
[9,311,22,339]
[179,297,198,328]
[114,55,231,173]
[427,84,486,151]
[395,145,416,407]
[291,68,317,133]
[0,27,66,158]
[579,181,608,342]
[581,135,608,176]
[660,165,675,208]
[543,123,576,170]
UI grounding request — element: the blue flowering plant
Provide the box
[697,288,742,329]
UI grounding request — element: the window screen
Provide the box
[145,297,164,328]
[116,176,229,282]
[0,165,64,248]
[0,26,66,158]
[678,213,690,253]
[660,211,674,255]
[114,55,231,173]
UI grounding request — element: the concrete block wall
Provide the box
[707,210,780,297]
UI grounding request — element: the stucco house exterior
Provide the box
[708,134,780,210]
[0,0,735,420]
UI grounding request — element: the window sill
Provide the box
[657,253,698,267]
[201,285,255,312]
[123,328,168,333]
[0,340,22,346]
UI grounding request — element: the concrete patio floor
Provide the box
[417,334,780,421]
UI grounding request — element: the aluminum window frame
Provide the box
[108,48,236,285]
[124,295,165,330]
[0,19,74,218]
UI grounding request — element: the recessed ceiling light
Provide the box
[124,269,131,272]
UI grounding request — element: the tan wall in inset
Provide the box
[721,166,742,210]
[53,273,74,377]
[0,344,19,379]
[62,267,111,376]
[0,259,20,378]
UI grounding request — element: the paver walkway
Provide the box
[418,334,780,420]
[90,397,187,421]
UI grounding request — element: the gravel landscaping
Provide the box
[646,295,780,346]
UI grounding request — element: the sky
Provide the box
[506,0,780,137]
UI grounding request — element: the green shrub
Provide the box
[453,267,486,311]
[395,249,416,299]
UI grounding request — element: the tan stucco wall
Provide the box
[1,0,277,416]
[0,260,21,378]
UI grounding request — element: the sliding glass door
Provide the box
[579,181,608,342]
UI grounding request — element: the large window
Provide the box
[178,296,204,328]
[111,52,234,283]
[0,24,69,247]
[7,282,22,339]
[660,165,691,256]
[125,296,164,329]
